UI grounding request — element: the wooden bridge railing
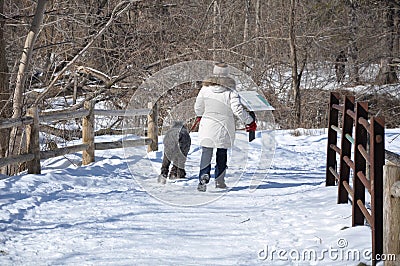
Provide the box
[326,92,385,265]
[0,101,157,175]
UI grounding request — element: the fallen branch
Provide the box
[76,66,111,83]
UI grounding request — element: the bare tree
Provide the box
[0,0,10,161]
[289,0,301,127]
[212,0,219,60]
[375,1,399,85]
[0,0,399,162]
[254,0,261,59]
[12,0,47,120]
[6,0,47,174]
[347,0,360,84]
[34,0,136,104]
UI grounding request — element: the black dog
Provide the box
[158,121,191,184]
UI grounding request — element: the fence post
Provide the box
[338,95,355,204]
[370,116,385,264]
[383,165,400,266]
[353,101,368,226]
[82,100,95,165]
[326,92,340,186]
[147,102,158,152]
[26,106,41,174]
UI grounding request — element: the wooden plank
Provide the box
[357,199,373,227]
[357,144,370,165]
[82,101,95,165]
[346,109,356,120]
[353,101,369,227]
[358,117,371,133]
[343,155,355,170]
[0,116,33,129]
[329,144,341,154]
[343,180,354,199]
[326,92,340,186]
[95,138,152,150]
[329,166,340,182]
[370,116,385,261]
[33,138,153,160]
[39,109,90,123]
[26,107,41,174]
[0,154,35,168]
[345,133,354,144]
[338,95,355,204]
[2,108,150,129]
[383,165,400,266]
[330,125,341,134]
[94,108,150,117]
[356,171,371,193]
[94,128,142,136]
[40,108,150,122]
[392,181,400,198]
[40,144,89,160]
[332,103,344,112]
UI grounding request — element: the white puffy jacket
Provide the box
[194,84,254,149]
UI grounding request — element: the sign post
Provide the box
[238,91,274,142]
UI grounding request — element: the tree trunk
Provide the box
[243,0,251,70]
[289,0,301,127]
[348,0,360,84]
[212,0,218,60]
[243,0,250,43]
[394,7,400,60]
[0,0,10,165]
[254,0,261,58]
[0,0,9,119]
[7,0,47,175]
[375,1,398,85]
[12,0,47,120]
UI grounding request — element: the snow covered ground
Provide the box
[0,129,399,265]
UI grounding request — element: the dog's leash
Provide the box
[189,117,201,133]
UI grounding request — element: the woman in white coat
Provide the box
[194,63,256,192]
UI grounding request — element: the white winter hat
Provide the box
[213,62,229,77]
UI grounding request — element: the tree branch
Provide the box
[34,0,140,105]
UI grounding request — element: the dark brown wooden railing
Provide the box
[326,92,385,265]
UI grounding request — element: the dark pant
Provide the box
[198,147,227,181]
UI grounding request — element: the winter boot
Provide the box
[215,176,227,189]
[197,174,210,192]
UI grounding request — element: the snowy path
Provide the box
[0,129,399,265]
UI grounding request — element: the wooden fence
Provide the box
[326,92,400,265]
[0,100,158,175]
